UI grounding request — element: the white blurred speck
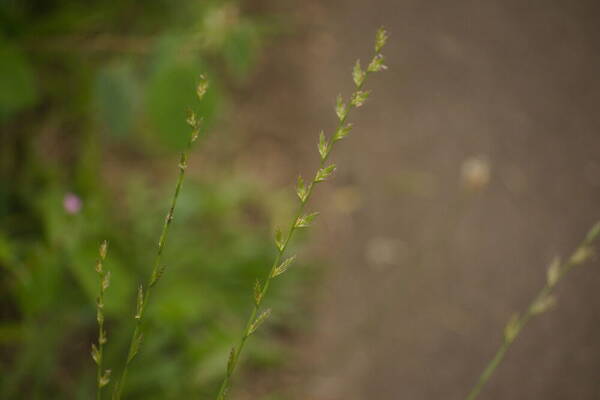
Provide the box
[460,156,491,192]
[365,236,407,270]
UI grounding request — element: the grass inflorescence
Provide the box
[214,27,389,400]
[112,79,206,399]
[465,221,600,400]
[91,77,209,400]
[92,240,111,400]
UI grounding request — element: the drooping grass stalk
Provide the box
[215,28,389,400]
[111,77,209,400]
[465,221,600,400]
[91,240,111,400]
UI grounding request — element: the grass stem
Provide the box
[111,78,207,399]
[465,222,600,400]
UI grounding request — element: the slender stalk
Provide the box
[215,28,389,400]
[112,138,193,399]
[112,78,208,400]
[92,241,110,400]
[465,221,600,400]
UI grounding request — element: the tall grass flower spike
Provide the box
[111,76,209,399]
[215,28,389,399]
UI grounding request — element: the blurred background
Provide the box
[1,0,600,399]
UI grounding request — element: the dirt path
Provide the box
[241,1,600,398]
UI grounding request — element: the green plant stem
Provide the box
[465,312,531,400]
[113,135,196,399]
[465,224,599,400]
[215,62,382,400]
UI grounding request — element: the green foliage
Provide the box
[0,39,38,119]
[93,63,139,138]
[0,166,306,398]
[113,176,307,399]
[1,0,267,150]
[0,1,291,398]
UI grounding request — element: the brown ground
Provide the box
[237,1,600,399]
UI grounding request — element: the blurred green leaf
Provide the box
[0,2,295,398]
[223,22,260,80]
[94,62,139,138]
[0,39,38,119]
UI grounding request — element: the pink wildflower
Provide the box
[63,192,82,214]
